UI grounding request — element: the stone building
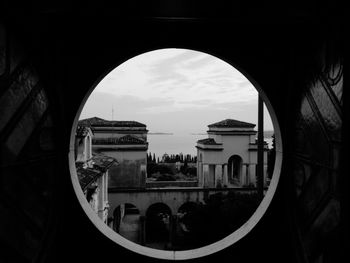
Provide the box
[78,117,148,189]
[75,126,117,223]
[196,119,269,188]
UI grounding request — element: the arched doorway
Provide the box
[145,203,172,250]
[228,155,243,185]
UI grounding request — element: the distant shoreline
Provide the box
[148,132,173,135]
[148,130,274,137]
[263,130,274,137]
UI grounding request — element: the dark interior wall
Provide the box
[0,19,57,263]
[287,24,344,263]
[0,4,346,263]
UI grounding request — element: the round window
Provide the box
[69,48,282,260]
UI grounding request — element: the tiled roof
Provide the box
[92,135,146,145]
[208,119,256,128]
[197,138,221,145]
[76,126,91,137]
[76,154,117,190]
[117,135,146,144]
[92,153,118,171]
[76,164,101,190]
[79,117,146,127]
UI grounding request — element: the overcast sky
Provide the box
[80,48,273,134]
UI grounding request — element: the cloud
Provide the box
[80,49,274,132]
[80,92,175,119]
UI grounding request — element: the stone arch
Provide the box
[145,203,172,248]
[228,155,243,185]
[86,134,91,158]
[177,201,200,232]
[174,201,202,249]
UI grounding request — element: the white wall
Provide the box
[198,132,270,188]
[200,149,223,164]
[94,148,147,188]
[222,135,251,164]
[97,150,146,163]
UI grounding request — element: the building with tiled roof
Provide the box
[79,117,147,128]
[197,138,221,145]
[208,119,256,128]
[197,119,269,188]
[206,119,258,136]
[92,135,147,146]
[75,126,93,163]
[79,117,148,143]
[76,154,117,191]
[80,117,148,189]
[76,125,92,137]
[74,126,117,224]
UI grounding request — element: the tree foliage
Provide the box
[178,192,260,248]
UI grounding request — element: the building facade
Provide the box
[196,119,269,188]
[75,126,117,223]
[79,117,148,189]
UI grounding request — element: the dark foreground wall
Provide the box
[0,3,347,263]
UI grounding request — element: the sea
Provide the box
[147,133,274,159]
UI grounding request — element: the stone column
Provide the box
[250,165,257,186]
[102,174,107,222]
[97,177,104,220]
[215,164,223,188]
[245,164,250,185]
[198,162,203,187]
[242,164,247,186]
[169,215,177,249]
[203,164,209,188]
[223,164,228,186]
[264,164,268,187]
[139,215,146,245]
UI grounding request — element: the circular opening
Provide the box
[69,48,283,260]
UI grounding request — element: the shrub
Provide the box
[147,163,174,176]
[181,191,260,247]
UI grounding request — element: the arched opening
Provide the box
[145,203,172,250]
[174,202,202,250]
[228,155,243,185]
[177,202,200,234]
[113,203,141,244]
